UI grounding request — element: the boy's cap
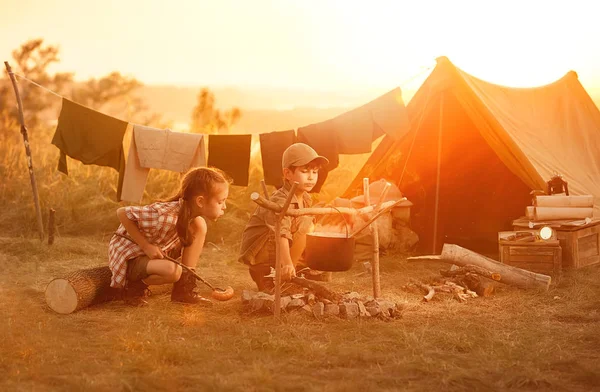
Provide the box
[282,143,329,168]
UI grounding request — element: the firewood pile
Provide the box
[402,264,499,303]
[242,287,401,320]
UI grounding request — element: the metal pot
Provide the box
[305,232,355,271]
[304,209,355,271]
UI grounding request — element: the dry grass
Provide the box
[2,114,600,391]
[1,235,600,392]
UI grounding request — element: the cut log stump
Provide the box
[45,266,121,314]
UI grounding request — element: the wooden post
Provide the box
[4,61,44,241]
[432,94,443,253]
[274,181,298,318]
[363,178,382,299]
[48,208,56,245]
[372,182,390,299]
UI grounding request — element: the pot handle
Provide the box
[330,206,350,238]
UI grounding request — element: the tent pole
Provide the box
[4,61,44,241]
[432,94,443,253]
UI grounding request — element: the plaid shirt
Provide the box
[108,201,181,288]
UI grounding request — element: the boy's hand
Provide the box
[281,263,296,281]
[143,244,164,260]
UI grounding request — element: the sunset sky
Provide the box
[1,0,599,95]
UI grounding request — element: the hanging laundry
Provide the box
[326,87,409,154]
[367,87,410,140]
[120,125,207,202]
[296,123,340,193]
[51,98,128,199]
[207,134,252,186]
[328,106,375,154]
[259,129,296,188]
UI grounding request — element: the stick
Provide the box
[418,283,435,302]
[4,61,44,241]
[251,192,406,217]
[274,182,298,318]
[48,208,56,245]
[348,199,408,238]
[407,255,443,262]
[260,180,270,200]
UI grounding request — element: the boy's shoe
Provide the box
[123,280,150,307]
[302,269,332,282]
[171,269,213,306]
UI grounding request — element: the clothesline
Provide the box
[11,65,434,110]
[10,65,418,201]
[12,73,63,99]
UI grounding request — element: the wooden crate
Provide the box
[498,233,562,279]
[554,220,600,269]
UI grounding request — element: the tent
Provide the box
[344,57,600,253]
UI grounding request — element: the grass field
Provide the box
[1,235,599,392]
[2,119,600,391]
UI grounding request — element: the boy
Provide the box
[238,143,329,291]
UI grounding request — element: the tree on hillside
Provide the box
[1,39,169,133]
[0,39,73,130]
[190,88,241,134]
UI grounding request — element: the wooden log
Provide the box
[45,266,122,314]
[291,277,341,302]
[534,207,593,221]
[447,273,496,297]
[534,195,594,208]
[463,274,496,297]
[439,264,502,281]
[441,244,551,290]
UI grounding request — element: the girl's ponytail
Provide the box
[168,167,231,247]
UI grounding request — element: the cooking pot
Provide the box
[305,209,355,271]
[303,198,407,272]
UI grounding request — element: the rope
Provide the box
[11,73,63,99]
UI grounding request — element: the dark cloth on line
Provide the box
[296,123,339,193]
[329,105,376,154]
[207,134,252,186]
[259,129,296,188]
[367,87,409,140]
[51,98,128,199]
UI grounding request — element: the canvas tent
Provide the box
[344,56,600,253]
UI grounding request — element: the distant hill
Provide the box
[134,85,600,133]
[134,85,400,132]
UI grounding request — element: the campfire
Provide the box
[242,283,402,320]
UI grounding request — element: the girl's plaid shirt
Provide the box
[108,201,181,288]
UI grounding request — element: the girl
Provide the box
[108,167,230,306]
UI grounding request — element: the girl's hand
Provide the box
[281,263,296,281]
[143,244,164,260]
